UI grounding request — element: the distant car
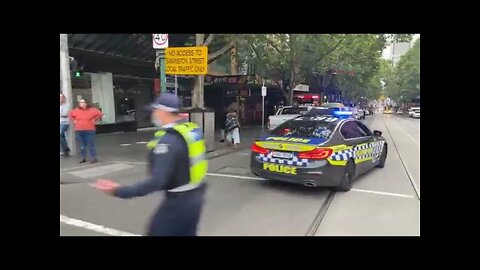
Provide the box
[321,102,346,108]
[397,109,404,114]
[351,107,365,120]
[408,107,420,118]
[383,107,393,114]
[250,112,388,191]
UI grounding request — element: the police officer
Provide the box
[95,93,208,236]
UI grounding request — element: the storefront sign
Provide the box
[205,75,256,85]
[166,46,208,75]
[225,89,238,97]
[239,89,251,97]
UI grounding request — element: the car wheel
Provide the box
[335,160,355,192]
[376,146,387,168]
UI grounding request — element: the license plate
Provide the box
[271,151,293,159]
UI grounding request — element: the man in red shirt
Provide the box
[69,99,103,163]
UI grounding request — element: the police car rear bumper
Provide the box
[250,158,345,187]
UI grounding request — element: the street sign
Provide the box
[165,46,208,75]
[153,34,169,49]
[261,86,267,97]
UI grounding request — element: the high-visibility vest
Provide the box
[147,122,208,191]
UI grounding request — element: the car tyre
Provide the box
[335,159,355,192]
[376,146,387,168]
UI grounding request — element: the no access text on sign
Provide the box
[166,46,208,75]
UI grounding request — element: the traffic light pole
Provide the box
[60,34,76,156]
[159,49,167,93]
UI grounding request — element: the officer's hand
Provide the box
[95,179,120,195]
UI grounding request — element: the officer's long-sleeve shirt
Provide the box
[114,130,190,199]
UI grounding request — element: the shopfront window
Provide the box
[114,86,136,123]
[71,73,93,108]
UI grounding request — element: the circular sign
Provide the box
[153,34,168,46]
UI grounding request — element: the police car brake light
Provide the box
[251,143,269,154]
[298,147,333,159]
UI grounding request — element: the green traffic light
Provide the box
[75,71,81,77]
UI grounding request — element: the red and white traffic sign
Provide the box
[153,34,169,49]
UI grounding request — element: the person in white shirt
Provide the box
[60,93,71,157]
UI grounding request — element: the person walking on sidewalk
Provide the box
[95,93,208,236]
[219,108,227,143]
[225,109,241,149]
[60,93,71,157]
[69,99,103,164]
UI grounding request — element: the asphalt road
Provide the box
[60,113,420,236]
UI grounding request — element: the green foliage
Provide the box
[383,38,420,101]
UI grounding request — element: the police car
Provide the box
[250,109,388,191]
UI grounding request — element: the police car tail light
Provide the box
[298,148,333,159]
[251,143,269,154]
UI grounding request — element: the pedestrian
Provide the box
[94,93,208,236]
[69,99,103,164]
[60,93,71,157]
[225,109,241,149]
[219,108,227,143]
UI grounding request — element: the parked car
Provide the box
[268,106,312,130]
[408,107,420,118]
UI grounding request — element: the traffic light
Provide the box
[74,69,83,78]
[69,57,84,78]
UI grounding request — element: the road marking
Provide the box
[350,188,414,198]
[396,116,420,131]
[382,116,421,200]
[206,173,265,180]
[62,162,111,172]
[112,160,147,165]
[137,127,157,131]
[136,142,148,144]
[67,163,135,179]
[238,153,250,156]
[120,144,131,146]
[60,215,141,236]
[388,119,420,146]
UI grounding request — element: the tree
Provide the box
[323,34,388,101]
[383,38,420,101]
[366,59,394,100]
[242,34,348,105]
[190,34,246,108]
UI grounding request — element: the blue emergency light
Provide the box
[333,110,353,116]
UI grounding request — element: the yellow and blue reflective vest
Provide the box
[147,122,208,188]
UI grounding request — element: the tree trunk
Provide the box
[288,34,295,106]
[288,61,295,105]
[230,43,238,75]
[192,34,205,108]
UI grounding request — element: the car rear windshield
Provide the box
[281,107,309,115]
[271,119,338,139]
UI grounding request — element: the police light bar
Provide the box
[333,110,353,116]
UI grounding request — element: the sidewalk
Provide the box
[60,126,265,171]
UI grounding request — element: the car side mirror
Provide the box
[373,130,382,137]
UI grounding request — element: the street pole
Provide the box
[174,75,178,96]
[60,34,76,155]
[159,49,167,94]
[262,82,267,134]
